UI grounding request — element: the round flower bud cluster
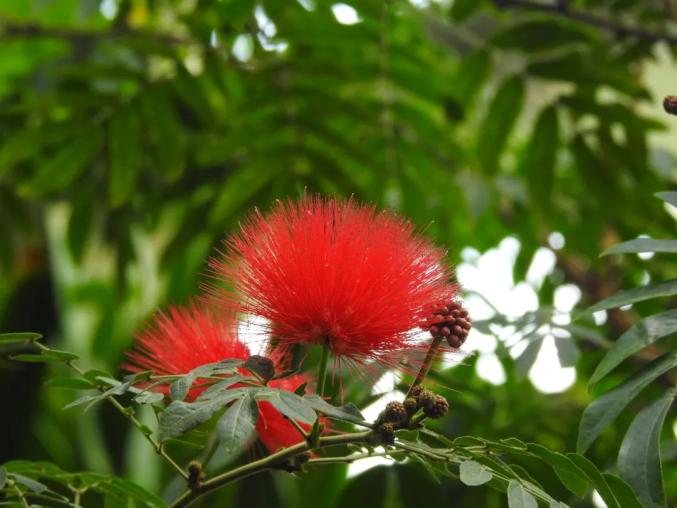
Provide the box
[425,301,472,348]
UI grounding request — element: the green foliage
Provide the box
[0,0,676,506]
[576,195,677,506]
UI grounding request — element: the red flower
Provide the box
[123,303,315,453]
[211,197,456,365]
[123,303,250,393]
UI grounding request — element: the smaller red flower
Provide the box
[123,303,250,399]
[123,303,317,453]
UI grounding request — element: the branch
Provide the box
[493,0,677,46]
[34,342,189,481]
[0,18,187,45]
[171,431,374,508]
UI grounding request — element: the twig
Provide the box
[0,18,187,45]
[171,431,374,508]
[308,345,330,446]
[407,336,442,396]
[35,342,189,481]
[493,0,677,46]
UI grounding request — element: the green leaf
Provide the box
[565,454,620,508]
[618,390,674,508]
[519,106,559,215]
[476,75,524,174]
[170,359,244,401]
[0,332,42,344]
[527,443,589,497]
[602,238,677,256]
[655,191,677,208]
[141,87,185,181]
[303,394,368,425]
[585,280,677,314]
[451,50,490,110]
[578,353,677,453]
[261,389,317,425]
[507,480,537,508]
[133,391,165,405]
[217,394,259,455]
[10,473,47,493]
[459,460,493,486]
[493,18,596,52]
[108,106,141,207]
[0,466,6,489]
[11,349,79,363]
[159,389,247,441]
[590,311,677,384]
[602,473,645,508]
[21,128,101,196]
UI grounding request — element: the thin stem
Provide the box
[11,482,30,508]
[171,431,373,508]
[309,345,330,445]
[35,342,188,481]
[407,336,442,396]
[306,449,406,466]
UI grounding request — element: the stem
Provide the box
[171,431,373,508]
[306,449,406,466]
[407,336,442,396]
[36,343,188,481]
[11,481,30,508]
[308,345,330,446]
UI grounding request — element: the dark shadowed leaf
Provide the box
[566,454,620,508]
[578,353,677,453]
[602,238,677,255]
[527,443,588,497]
[618,390,674,508]
[589,312,677,384]
[218,394,259,455]
[585,280,677,313]
[476,75,524,174]
[20,128,101,196]
[519,106,558,215]
[108,106,141,207]
[159,389,247,441]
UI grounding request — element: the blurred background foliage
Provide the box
[0,0,676,506]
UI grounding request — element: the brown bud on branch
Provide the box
[664,96,677,116]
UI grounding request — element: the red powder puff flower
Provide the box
[123,303,316,453]
[210,196,457,366]
[123,303,250,397]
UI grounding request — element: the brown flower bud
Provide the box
[384,401,408,424]
[403,397,419,415]
[423,395,449,419]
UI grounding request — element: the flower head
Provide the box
[211,196,457,366]
[123,303,250,391]
[123,303,317,452]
